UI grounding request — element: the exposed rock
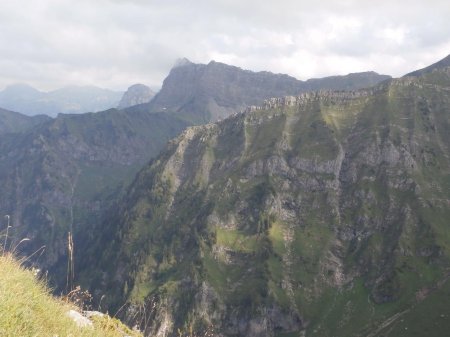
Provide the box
[67,309,93,328]
[85,310,105,319]
[118,84,155,109]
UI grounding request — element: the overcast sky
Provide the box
[1,0,450,91]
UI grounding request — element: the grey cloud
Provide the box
[1,0,450,91]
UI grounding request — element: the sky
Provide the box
[1,0,450,91]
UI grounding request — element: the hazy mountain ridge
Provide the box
[145,59,391,123]
[118,84,156,109]
[83,65,450,337]
[0,84,123,117]
[0,107,50,135]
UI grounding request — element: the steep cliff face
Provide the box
[88,67,450,337]
[0,109,189,279]
[118,84,156,109]
[146,60,390,123]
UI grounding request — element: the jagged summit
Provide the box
[405,53,450,77]
[173,57,193,68]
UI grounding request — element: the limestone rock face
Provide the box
[118,84,155,109]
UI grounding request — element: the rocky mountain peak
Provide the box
[117,84,155,109]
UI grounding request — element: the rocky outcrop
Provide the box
[245,89,378,113]
[67,310,93,328]
[118,84,155,109]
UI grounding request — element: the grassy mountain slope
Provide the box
[85,67,450,337]
[0,254,141,337]
[0,108,190,281]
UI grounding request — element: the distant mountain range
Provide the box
[0,84,123,117]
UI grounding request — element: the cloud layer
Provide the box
[1,0,450,90]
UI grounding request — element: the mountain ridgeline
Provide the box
[0,107,50,135]
[405,54,450,77]
[145,59,391,123]
[83,65,450,337]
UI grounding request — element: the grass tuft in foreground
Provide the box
[0,253,141,337]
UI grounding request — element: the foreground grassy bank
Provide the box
[0,254,141,337]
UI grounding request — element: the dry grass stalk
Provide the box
[66,231,75,292]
